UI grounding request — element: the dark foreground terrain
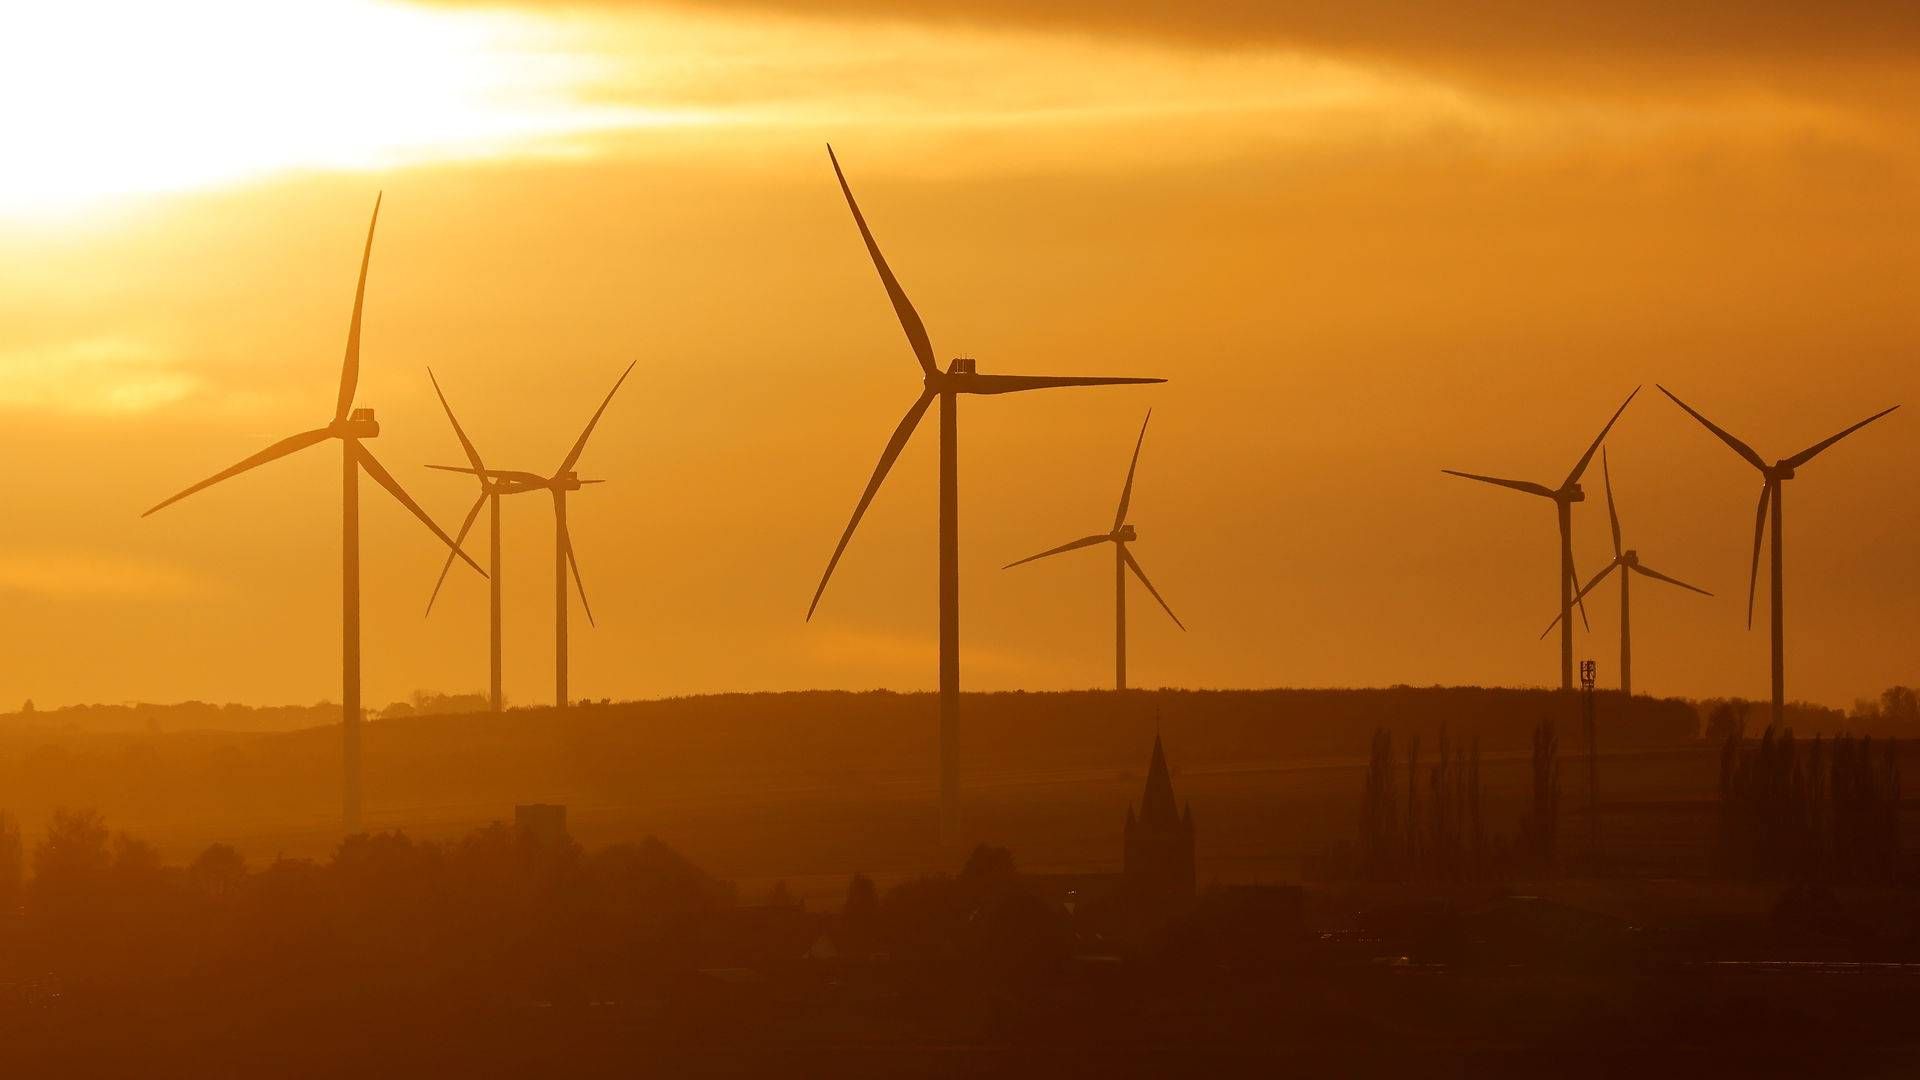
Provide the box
[9,875,1920,1078]
[2,687,1917,1075]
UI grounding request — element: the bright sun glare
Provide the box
[0,1,677,216]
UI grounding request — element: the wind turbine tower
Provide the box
[807,146,1164,842]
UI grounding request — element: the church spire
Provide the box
[1140,733,1178,826]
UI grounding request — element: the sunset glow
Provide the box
[0,2,1914,714]
[0,1,692,214]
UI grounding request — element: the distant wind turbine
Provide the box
[429,361,634,708]
[1444,387,1639,690]
[806,145,1163,842]
[1004,410,1185,691]
[143,196,483,834]
[1658,385,1898,727]
[421,368,513,713]
[1539,449,1711,698]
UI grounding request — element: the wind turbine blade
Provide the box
[353,442,485,577]
[1113,409,1150,531]
[335,193,381,423]
[1569,557,1591,631]
[965,374,1164,395]
[1781,404,1900,470]
[1538,561,1620,639]
[564,522,594,628]
[558,360,636,476]
[1631,562,1713,597]
[143,427,332,517]
[1003,534,1109,570]
[1121,547,1185,631]
[827,145,937,378]
[1602,448,1622,559]
[1439,469,1555,499]
[1657,385,1766,471]
[426,465,548,485]
[1563,386,1638,489]
[425,493,487,616]
[1746,482,1771,629]
[427,367,485,474]
[807,387,936,620]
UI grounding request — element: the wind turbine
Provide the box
[421,368,518,713]
[1658,385,1898,727]
[806,145,1163,842]
[142,196,483,834]
[428,361,634,708]
[1003,410,1185,691]
[1444,387,1639,690]
[1539,449,1712,698]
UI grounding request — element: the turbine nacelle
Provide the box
[929,357,982,391]
[331,409,380,439]
[552,471,584,492]
[1114,524,1137,542]
[1561,482,1585,503]
[1768,462,1796,481]
[1622,548,1640,567]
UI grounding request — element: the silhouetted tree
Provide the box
[1703,700,1748,745]
[1422,725,1480,880]
[188,843,247,902]
[844,873,878,920]
[1360,728,1397,878]
[1405,734,1422,872]
[1468,737,1485,876]
[1428,724,1458,877]
[840,872,880,957]
[1880,687,1919,729]
[0,811,21,913]
[32,809,110,905]
[1520,716,1560,867]
[1717,726,1901,883]
[961,844,1017,885]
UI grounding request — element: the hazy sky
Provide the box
[1,2,1915,710]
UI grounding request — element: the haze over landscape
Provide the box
[9,7,1920,1074]
[4,1,1917,714]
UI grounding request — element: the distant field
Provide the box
[0,688,1909,902]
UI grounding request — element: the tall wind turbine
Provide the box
[1003,410,1185,690]
[1444,387,1639,690]
[422,368,516,712]
[806,145,1163,842]
[1658,385,1898,727]
[429,361,635,708]
[1539,449,1712,698]
[143,196,483,834]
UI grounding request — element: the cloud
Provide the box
[0,338,203,416]
[616,1,1920,65]
[442,1,1920,115]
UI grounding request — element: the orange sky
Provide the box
[1,2,1915,710]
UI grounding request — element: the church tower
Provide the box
[1123,734,1195,903]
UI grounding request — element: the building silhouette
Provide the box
[1123,734,1195,906]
